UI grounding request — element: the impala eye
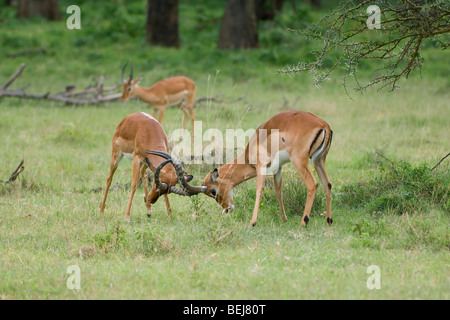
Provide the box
[210,188,217,197]
[127,87,131,92]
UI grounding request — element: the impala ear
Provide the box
[211,168,219,182]
[184,174,193,182]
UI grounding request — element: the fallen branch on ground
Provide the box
[195,94,245,105]
[0,159,25,184]
[0,64,122,105]
[6,49,47,58]
[431,152,450,171]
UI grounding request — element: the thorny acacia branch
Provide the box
[279,0,450,92]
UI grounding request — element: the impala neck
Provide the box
[219,154,257,189]
[133,85,158,103]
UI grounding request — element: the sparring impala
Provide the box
[121,62,197,132]
[201,110,333,227]
[99,112,206,221]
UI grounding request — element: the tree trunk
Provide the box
[309,0,321,9]
[218,0,260,49]
[146,0,180,48]
[256,0,284,21]
[17,0,61,20]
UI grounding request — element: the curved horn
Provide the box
[153,158,171,193]
[129,61,134,84]
[121,62,128,83]
[151,157,190,196]
[169,186,190,196]
[147,150,207,195]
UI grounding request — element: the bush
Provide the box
[338,153,449,215]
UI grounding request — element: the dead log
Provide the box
[195,94,245,105]
[0,64,122,105]
[0,159,25,184]
[6,49,47,58]
[1,63,26,90]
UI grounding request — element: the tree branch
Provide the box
[2,63,26,90]
[279,0,450,92]
[431,152,450,171]
[0,64,122,105]
[0,159,25,184]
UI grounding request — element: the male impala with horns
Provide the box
[201,110,333,227]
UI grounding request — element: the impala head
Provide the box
[202,168,235,214]
[121,62,142,102]
[146,151,207,202]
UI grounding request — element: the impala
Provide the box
[121,62,196,132]
[99,112,206,221]
[201,110,333,227]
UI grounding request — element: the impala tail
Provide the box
[309,128,333,164]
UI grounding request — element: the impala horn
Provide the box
[152,158,197,196]
[121,61,133,84]
[121,62,128,83]
[147,150,207,196]
[146,157,169,193]
[129,61,134,84]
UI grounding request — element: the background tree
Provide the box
[218,0,260,49]
[146,0,180,48]
[256,0,285,21]
[279,0,450,92]
[309,0,321,9]
[17,0,61,20]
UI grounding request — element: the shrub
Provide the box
[338,153,449,215]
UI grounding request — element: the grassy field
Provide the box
[0,0,449,300]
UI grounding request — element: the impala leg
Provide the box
[140,163,152,217]
[163,194,172,216]
[189,106,195,137]
[180,104,189,129]
[314,155,332,225]
[100,149,123,213]
[250,167,266,227]
[158,107,166,124]
[152,107,158,119]
[124,156,140,222]
[292,156,318,227]
[273,169,287,222]
[186,94,196,133]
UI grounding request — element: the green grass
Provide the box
[0,0,449,300]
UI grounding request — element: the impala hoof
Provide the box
[301,216,309,227]
[327,217,333,225]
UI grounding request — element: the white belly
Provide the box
[265,150,290,175]
[123,152,134,160]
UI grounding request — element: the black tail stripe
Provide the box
[309,129,324,155]
[325,129,333,151]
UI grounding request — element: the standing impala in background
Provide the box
[99,112,205,221]
[121,62,197,133]
[200,110,333,227]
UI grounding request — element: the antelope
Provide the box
[99,112,206,221]
[201,110,333,227]
[121,62,196,132]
